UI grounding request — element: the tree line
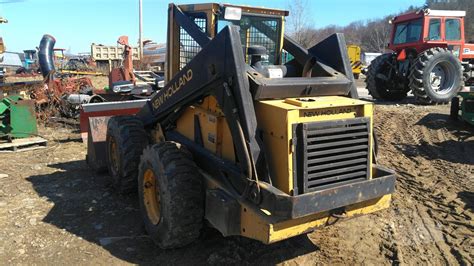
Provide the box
[287,0,473,53]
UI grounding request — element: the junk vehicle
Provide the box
[16,50,39,75]
[450,86,474,125]
[366,7,474,104]
[107,35,161,97]
[0,17,7,82]
[83,3,396,248]
[347,45,362,79]
[37,34,161,119]
[0,95,47,152]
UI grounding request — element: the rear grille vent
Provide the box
[292,117,371,195]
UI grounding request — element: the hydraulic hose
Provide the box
[38,34,56,78]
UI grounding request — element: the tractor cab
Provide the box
[389,9,472,61]
[166,4,290,81]
[366,8,473,104]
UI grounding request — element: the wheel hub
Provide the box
[430,65,445,91]
[109,137,119,175]
[429,62,455,95]
[143,169,161,225]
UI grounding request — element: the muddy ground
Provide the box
[0,85,473,264]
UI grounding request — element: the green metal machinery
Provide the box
[0,95,38,139]
[451,87,474,126]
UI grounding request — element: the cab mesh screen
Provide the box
[179,17,207,69]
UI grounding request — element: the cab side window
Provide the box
[446,19,461,41]
[428,19,441,41]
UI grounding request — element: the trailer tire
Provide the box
[138,142,203,249]
[450,96,460,120]
[16,67,27,74]
[366,53,408,101]
[106,116,148,194]
[409,47,463,104]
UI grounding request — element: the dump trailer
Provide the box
[85,3,396,248]
[347,45,362,79]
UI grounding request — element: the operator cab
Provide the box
[389,8,466,57]
[247,45,287,78]
[165,3,356,103]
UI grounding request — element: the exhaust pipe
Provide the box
[38,34,56,78]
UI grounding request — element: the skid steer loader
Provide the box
[84,3,396,248]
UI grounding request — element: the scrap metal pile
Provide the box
[31,35,96,120]
[31,72,94,120]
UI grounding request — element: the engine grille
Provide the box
[292,117,371,195]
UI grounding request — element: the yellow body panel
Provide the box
[165,3,391,245]
[0,37,5,54]
[255,96,374,195]
[192,95,387,244]
[176,96,235,162]
[241,194,391,244]
[347,45,362,75]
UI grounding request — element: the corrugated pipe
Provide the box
[38,34,56,78]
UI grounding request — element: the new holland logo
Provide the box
[303,107,356,117]
[152,69,193,110]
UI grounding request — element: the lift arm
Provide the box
[137,24,264,198]
[136,4,359,202]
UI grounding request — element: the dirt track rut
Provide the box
[0,104,472,265]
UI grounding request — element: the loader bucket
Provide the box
[80,99,147,171]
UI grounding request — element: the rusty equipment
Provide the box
[32,34,95,119]
[0,95,47,151]
[109,36,135,88]
[32,72,94,119]
[107,35,160,96]
[0,95,37,139]
[366,8,474,104]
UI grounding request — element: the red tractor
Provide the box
[366,8,474,104]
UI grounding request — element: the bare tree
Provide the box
[286,2,426,53]
[361,19,392,53]
[343,21,365,45]
[286,0,314,48]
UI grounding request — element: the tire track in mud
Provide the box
[1,105,472,265]
[375,105,473,265]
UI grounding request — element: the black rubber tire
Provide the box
[138,142,203,249]
[373,131,379,157]
[354,73,360,80]
[409,47,463,104]
[450,96,460,120]
[365,53,408,101]
[106,116,148,193]
[16,67,27,74]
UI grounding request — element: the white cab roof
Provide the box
[427,10,466,17]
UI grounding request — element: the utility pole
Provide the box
[139,0,143,60]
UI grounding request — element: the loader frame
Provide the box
[135,4,395,219]
[83,3,396,244]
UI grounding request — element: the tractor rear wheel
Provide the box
[106,116,148,193]
[366,53,408,101]
[409,47,463,104]
[138,142,203,249]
